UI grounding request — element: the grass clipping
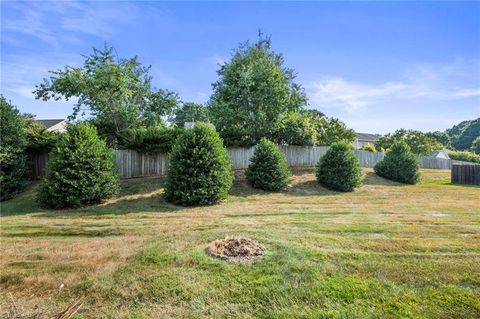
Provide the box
[206,236,265,262]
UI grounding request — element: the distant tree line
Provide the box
[375,119,480,156]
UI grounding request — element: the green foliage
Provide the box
[165,123,233,206]
[34,44,180,143]
[374,141,420,184]
[471,136,480,154]
[273,109,355,147]
[375,129,443,155]
[118,126,183,154]
[209,33,307,146]
[246,138,290,191]
[446,118,480,151]
[448,150,480,164]
[316,142,362,192]
[22,114,60,153]
[274,111,317,146]
[37,122,119,208]
[0,96,28,201]
[361,144,376,152]
[312,115,356,146]
[425,131,450,148]
[171,102,209,128]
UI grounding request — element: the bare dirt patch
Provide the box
[205,236,265,262]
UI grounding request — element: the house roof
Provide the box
[36,119,65,129]
[355,132,382,141]
[432,150,450,157]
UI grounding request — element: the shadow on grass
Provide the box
[0,183,43,217]
[362,172,405,187]
[1,177,183,217]
[231,175,340,198]
[2,172,419,218]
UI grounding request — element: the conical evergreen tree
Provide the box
[374,141,420,184]
[316,141,362,192]
[246,138,290,191]
[165,123,233,206]
[38,122,119,208]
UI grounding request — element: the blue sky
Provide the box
[1,1,479,134]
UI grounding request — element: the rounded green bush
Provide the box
[246,138,290,191]
[165,123,233,206]
[374,141,420,184]
[316,141,362,192]
[37,122,119,208]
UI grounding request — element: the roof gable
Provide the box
[36,119,65,129]
[355,132,382,141]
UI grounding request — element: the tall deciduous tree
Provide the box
[171,102,209,128]
[425,131,450,148]
[274,111,317,146]
[311,115,356,146]
[208,33,307,146]
[34,45,179,143]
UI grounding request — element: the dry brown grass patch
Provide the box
[205,236,265,262]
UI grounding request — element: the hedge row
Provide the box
[24,123,422,208]
[448,150,480,164]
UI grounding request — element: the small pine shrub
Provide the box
[37,122,119,208]
[361,143,376,152]
[316,142,362,192]
[165,123,233,206]
[374,141,420,184]
[0,96,28,201]
[246,138,290,191]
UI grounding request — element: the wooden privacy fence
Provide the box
[115,150,169,179]
[116,147,458,178]
[29,153,52,180]
[451,164,480,186]
[31,146,457,180]
[230,146,386,168]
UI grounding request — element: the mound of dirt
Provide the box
[205,236,265,262]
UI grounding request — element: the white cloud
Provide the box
[308,78,406,111]
[1,1,139,46]
[307,59,480,112]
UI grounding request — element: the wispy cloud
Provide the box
[307,59,480,112]
[2,3,57,45]
[308,78,406,111]
[1,1,139,47]
[0,52,81,118]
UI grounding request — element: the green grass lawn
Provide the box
[1,169,479,318]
